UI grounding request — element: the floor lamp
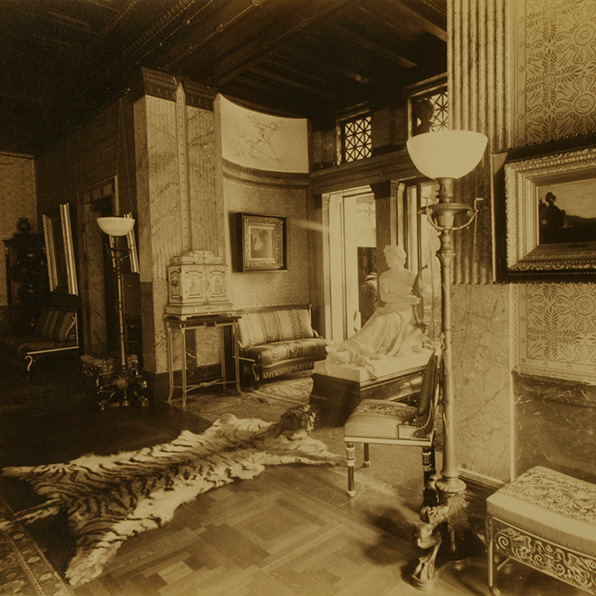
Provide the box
[405,130,488,588]
[97,215,148,408]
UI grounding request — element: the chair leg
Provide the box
[363,443,370,467]
[486,515,500,596]
[346,442,356,497]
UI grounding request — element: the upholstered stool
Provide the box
[486,466,596,595]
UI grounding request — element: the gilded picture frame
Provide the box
[239,213,286,271]
[493,135,596,281]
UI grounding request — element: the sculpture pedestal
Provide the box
[309,351,431,425]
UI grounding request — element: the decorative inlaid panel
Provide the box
[490,518,596,593]
[515,0,596,143]
[515,283,596,383]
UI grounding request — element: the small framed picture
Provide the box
[493,134,596,281]
[238,213,287,271]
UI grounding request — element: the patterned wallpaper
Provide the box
[516,0,596,143]
[512,0,596,382]
[515,283,596,384]
[0,154,37,306]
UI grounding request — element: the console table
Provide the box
[164,312,241,407]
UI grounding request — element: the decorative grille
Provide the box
[339,115,372,163]
[411,87,448,135]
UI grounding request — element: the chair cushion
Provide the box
[344,400,429,441]
[487,466,596,557]
[243,337,327,367]
[0,335,77,357]
[238,309,315,348]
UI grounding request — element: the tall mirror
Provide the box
[42,203,79,295]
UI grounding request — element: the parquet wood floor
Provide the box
[0,358,587,596]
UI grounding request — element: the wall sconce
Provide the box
[406,129,488,588]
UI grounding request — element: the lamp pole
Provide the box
[410,179,481,589]
[406,130,488,589]
[97,215,148,409]
[432,178,472,492]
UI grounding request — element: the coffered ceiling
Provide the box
[0,0,447,155]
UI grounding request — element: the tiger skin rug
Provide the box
[0,409,340,587]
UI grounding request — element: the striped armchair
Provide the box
[237,305,328,387]
[0,307,79,375]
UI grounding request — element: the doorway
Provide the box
[321,187,376,343]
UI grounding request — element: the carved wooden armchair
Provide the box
[343,350,440,498]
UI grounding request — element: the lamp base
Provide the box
[82,353,149,410]
[98,368,149,410]
[411,475,470,590]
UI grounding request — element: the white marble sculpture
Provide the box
[324,245,430,380]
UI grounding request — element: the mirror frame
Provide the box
[42,203,79,295]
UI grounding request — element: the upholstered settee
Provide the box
[237,305,328,387]
[0,307,79,375]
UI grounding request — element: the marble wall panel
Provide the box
[187,106,221,256]
[134,98,151,286]
[452,284,512,483]
[141,95,183,284]
[513,372,596,483]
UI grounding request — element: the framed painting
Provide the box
[42,203,79,295]
[493,134,596,281]
[239,213,286,271]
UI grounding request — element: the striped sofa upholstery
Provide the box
[0,307,79,374]
[237,306,328,386]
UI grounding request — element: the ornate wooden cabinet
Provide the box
[3,219,49,330]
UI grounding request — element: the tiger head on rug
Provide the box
[273,404,320,437]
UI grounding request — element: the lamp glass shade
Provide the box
[97,217,135,236]
[406,130,488,180]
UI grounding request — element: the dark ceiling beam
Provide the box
[77,0,119,12]
[297,31,408,89]
[248,65,335,99]
[370,0,447,42]
[45,10,93,32]
[0,92,44,105]
[202,0,358,85]
[323,21,418,69]
[272,43,372,88]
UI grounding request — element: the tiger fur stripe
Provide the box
[0,412,339,587]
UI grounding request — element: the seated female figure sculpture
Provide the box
[326,245,426,374]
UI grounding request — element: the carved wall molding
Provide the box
[222,159,309,189]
